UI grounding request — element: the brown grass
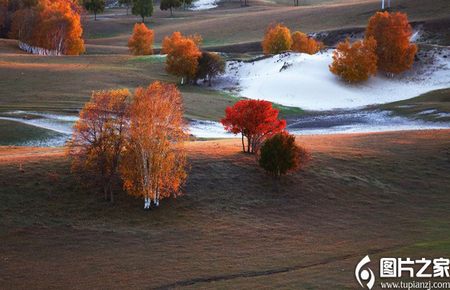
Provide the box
[1,130,449,289]
[83,0,450,51]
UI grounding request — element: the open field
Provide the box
[1,130,450,289]
[83,0,450,52]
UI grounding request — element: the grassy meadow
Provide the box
[1,131,450,289]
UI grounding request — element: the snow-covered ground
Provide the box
[218,49,450,111]
[189,0,218,10]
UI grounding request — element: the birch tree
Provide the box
[121,82,188,209]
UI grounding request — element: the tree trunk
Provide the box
[170,7,173,16]
[142,15,145,23]
[241,134,245,152]
[94,11,97,21]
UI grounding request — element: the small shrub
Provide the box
[259,132,310,177]
[195,51,225,86]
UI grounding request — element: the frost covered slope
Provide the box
[221,50,450,111]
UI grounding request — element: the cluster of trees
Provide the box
[68,82,188,208]
[127,28,225,85]
[2,0,85,55]
[330,11,417,83]
[85,0,191,22]
[162,31,225,85]
[221,99,310,177]
[262,23,323,55]
[83,0,153,22]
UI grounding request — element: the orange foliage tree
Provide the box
[67,89,130,202]
[291,31,323,54]
[120,81,188,209]
[366,11,417,74]
[161,31,202,84]
[10,0,85,55]
[329,37,378,83]
[128,23,154,55]
[262,23,292,55]
[221,99,286,154]
[259,132,310,177]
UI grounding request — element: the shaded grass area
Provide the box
[0,51,235,121]
[0,120,64,146]
[379,88,450,122]
[1,130,449,289]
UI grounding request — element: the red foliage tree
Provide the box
[366,11,417,74]
[329,37,378,83]
[221,99,286,154]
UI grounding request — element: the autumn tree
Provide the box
[366,11,417,74]
[10,0,85,55]
[68,89,130,203]
[120,82,188,209]
[128,23,154,55]
[291,31,323,54]
[259,132,310,178]
[160,0,181,16]
[221,99,286,154]
[195,51,225,86]
[162,31,202,84]
[329,37,378,83]
[262,23,292,55]
[83,0,104,20]
[119,0,131,15]
[132,0,153,23]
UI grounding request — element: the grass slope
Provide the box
[1,130,449,289]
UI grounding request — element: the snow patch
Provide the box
[189,120,232,138]
[189,0,218,10]
[218,50,450,111]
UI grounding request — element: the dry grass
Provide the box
[1,130,449,289]
[83,0,450,51]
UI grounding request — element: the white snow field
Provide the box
[190,0,218,10]
[219,50,450,111]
